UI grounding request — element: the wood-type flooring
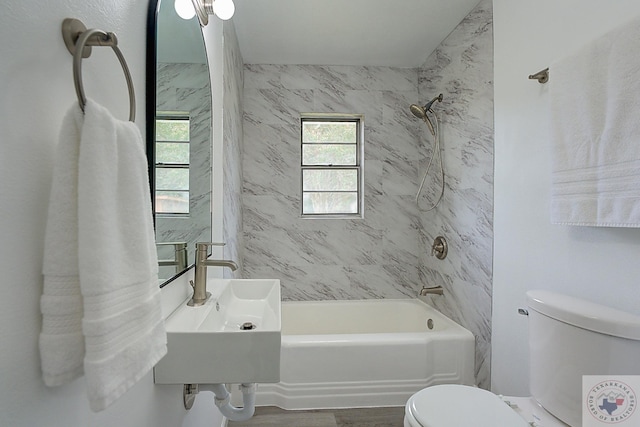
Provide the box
[228,406,406,427]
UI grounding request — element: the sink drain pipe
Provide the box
[199,383,256,422]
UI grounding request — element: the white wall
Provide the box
[205,18,226,251]
[221,21,245,278]
[492,0,640,396]
[0,0,224,425]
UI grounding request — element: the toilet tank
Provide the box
[527,290,640,427]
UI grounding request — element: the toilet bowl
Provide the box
[404,385,568,426]
[404,290,640,427]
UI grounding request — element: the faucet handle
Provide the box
[195,242,226,248]
[157,241,188,248]
[195,242,226,254]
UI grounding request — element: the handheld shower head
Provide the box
[410,94,443,136]
[410,103,428,120]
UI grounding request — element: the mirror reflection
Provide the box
[151,0,212,284]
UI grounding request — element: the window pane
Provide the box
[302,144,356,166]
[157,142,190,164]
[156,119,190,142]
[303,192,358,214]
[156,191,189,214]
[156,168,189,191]
[302,121,356,143]
[303,169,358,191]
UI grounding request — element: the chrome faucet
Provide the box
[188,242,238,307]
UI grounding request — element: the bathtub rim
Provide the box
[281,297,473,340]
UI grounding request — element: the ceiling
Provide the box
[157,0,207,64]
[232,0,481,68]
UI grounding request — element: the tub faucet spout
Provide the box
[420,286,444,296]
[188,242,238,307]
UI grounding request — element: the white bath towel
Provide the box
[40,104,85,387]
[78,99,166,411]
[40,99,166,412]
[549,16,640,226]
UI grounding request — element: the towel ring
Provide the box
[63,19,136,122]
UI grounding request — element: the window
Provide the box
[301,116,363,217]
[155,112,190,215]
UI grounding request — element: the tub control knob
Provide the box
[431,236,448,260]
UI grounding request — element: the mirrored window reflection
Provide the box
[155,113,190,215]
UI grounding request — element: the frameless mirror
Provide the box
[147,0,212,285]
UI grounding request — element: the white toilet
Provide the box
[404,290,640,427]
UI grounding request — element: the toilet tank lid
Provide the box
[527,290,640,340]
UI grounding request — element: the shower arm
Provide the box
[425,94,443,110]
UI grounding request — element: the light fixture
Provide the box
[212,0,235,20]
[175,0,196,20]
[189,0,235,26]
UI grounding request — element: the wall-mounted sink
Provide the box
[154,279,281,384]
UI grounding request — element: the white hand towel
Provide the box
[40,104,85,386]
[40,99,167,412]
[549,15,640,226]
[77,99,166,412]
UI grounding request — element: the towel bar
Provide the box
[61,18,136,122]
[529,67,549,84]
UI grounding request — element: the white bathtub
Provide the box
[252,298,475,409]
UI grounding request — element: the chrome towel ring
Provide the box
[61,18,136,122]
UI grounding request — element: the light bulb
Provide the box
[175,0,196,20]
[212,0,235,20]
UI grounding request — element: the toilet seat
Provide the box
[404,385,530,427]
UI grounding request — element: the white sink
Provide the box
[154,279,281,384]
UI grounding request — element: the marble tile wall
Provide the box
[222,21,245,278]
[156,62,212,281]
[242,65,423,300]
[417,0,494,389]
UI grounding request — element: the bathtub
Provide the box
[252,298,475,409]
